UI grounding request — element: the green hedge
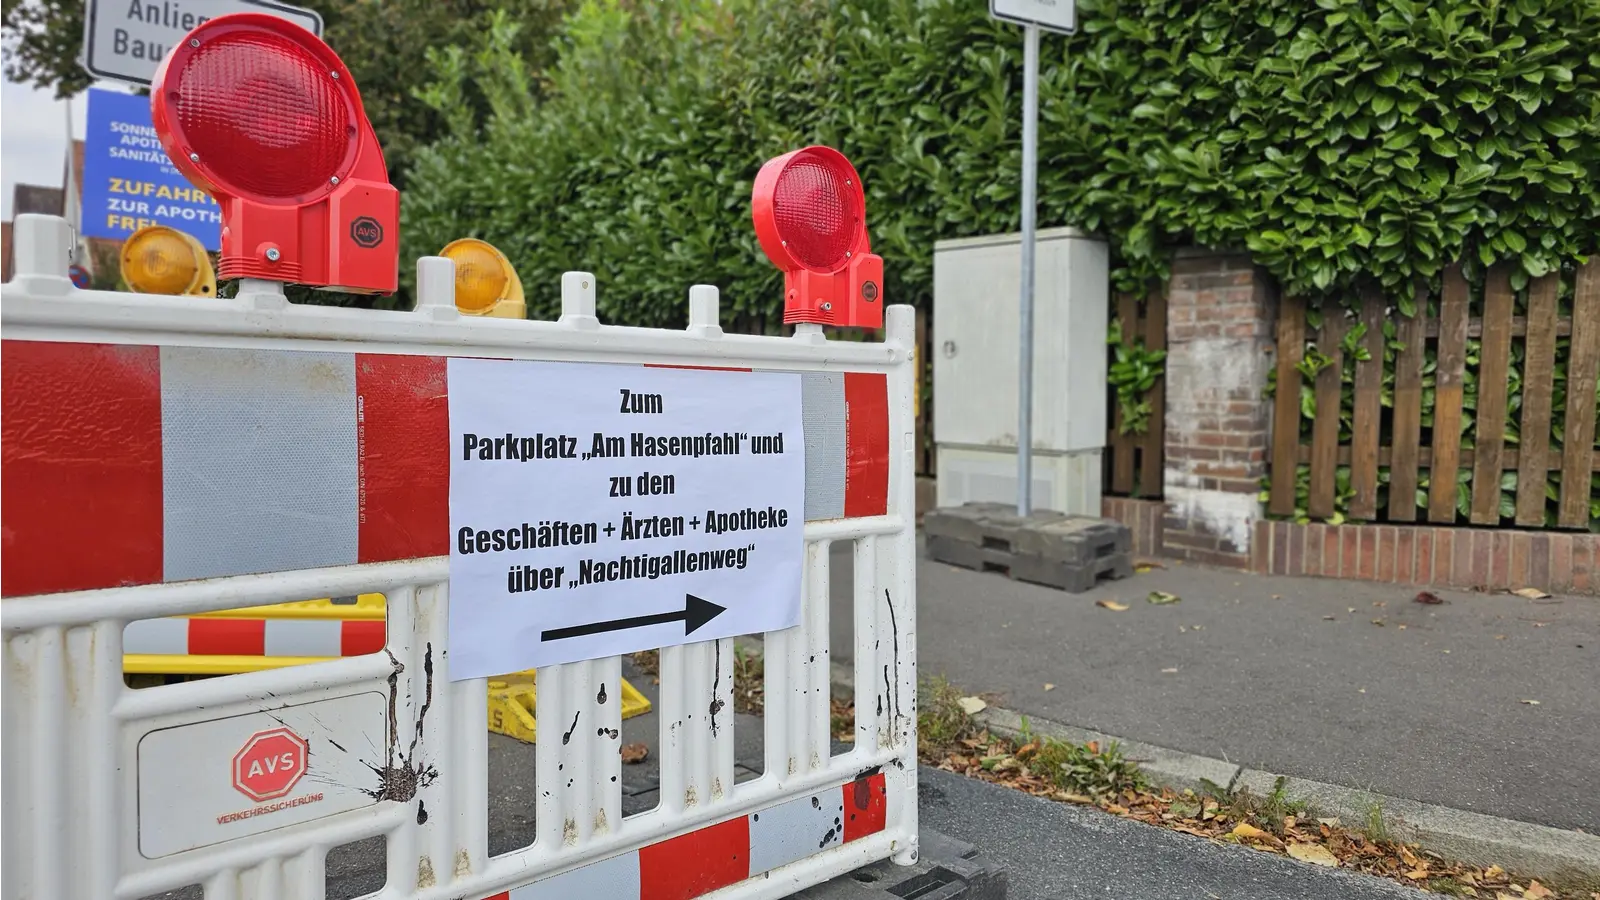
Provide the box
[403,0,1600,326]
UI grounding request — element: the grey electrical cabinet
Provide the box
[932,227,1108,515]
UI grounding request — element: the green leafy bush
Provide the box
[1107,318,1167,435]
[404,0,1600,324]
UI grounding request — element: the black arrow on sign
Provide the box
[540,594,727,643]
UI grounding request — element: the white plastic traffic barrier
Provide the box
[1,213,919,900]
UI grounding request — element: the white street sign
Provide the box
[990,0,1076,35]
[446,359,806,678]
[82,0,325,86]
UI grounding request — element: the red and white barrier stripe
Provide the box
[1,342,889,597]
[121,616,385,658]
[482,773,887,900]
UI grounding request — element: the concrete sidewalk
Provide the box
[825,543,1600,835]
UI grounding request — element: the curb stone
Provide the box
[761,639,1600,886]
[979,706,1600,885]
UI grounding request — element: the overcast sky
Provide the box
[2,71,93,221]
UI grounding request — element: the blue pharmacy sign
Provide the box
[81,87,221,250]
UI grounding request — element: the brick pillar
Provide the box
[1161,251,1277,567]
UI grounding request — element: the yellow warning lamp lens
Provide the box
[441,239,510,313]
[122,227,200,295]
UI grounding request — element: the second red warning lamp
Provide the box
[150,13,398,295]
[752,146,883,330]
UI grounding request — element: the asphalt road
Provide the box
[826,543,1600,833]
[917,765,1427,900]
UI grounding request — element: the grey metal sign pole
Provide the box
[990,0,1072,517]
[1016,22,1040,516]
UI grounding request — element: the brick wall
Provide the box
[1252,521,1598,596]
[1161,251,1277,568]
[1102,497,1164,559]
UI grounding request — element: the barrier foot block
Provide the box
[487,670,652,744]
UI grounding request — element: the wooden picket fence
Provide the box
[1268,258,1600,529]
[1105,289,1167,499]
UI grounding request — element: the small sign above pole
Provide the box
[989,0,1073,517]
[989,0,1077,35]
[81,0,324,87]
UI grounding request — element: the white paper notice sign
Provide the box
[447,359,806,678]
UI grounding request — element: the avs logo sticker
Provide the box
[350,216,384,249]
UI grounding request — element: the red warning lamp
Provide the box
[151,13,398,294]
[752,146,883,330]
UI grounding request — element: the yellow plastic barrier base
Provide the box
[125,659,654,745]
[122,594,654,743]
[487,670,653,744]
[124,654,327,676]
[189,593,388,620]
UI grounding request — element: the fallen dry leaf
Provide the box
[1513,587,1552,600]
[1397,625,1407,630]
[1161,667,1179,674]
[620,743,649,764]
[1414,591,1445,605]
[1524,880,1555,899]
[1231,822,1271,841]
[1097,599,1130,611]
[1147,590,1181,605]
[1495,634,1507,640]
[1372,619,1386,626]
[957,696,989,715]
[1287,842,1340,867]
[1521,699,1540,706]
[1043,683,1056,692]
[1316,817,1340,828]
[1323,615,1338,621]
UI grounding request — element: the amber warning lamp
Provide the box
[150,13,398,294]
[752,146,883,330]
[120,225,217,297]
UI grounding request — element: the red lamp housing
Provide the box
[151,13,397,294]
[752,146,883,329]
